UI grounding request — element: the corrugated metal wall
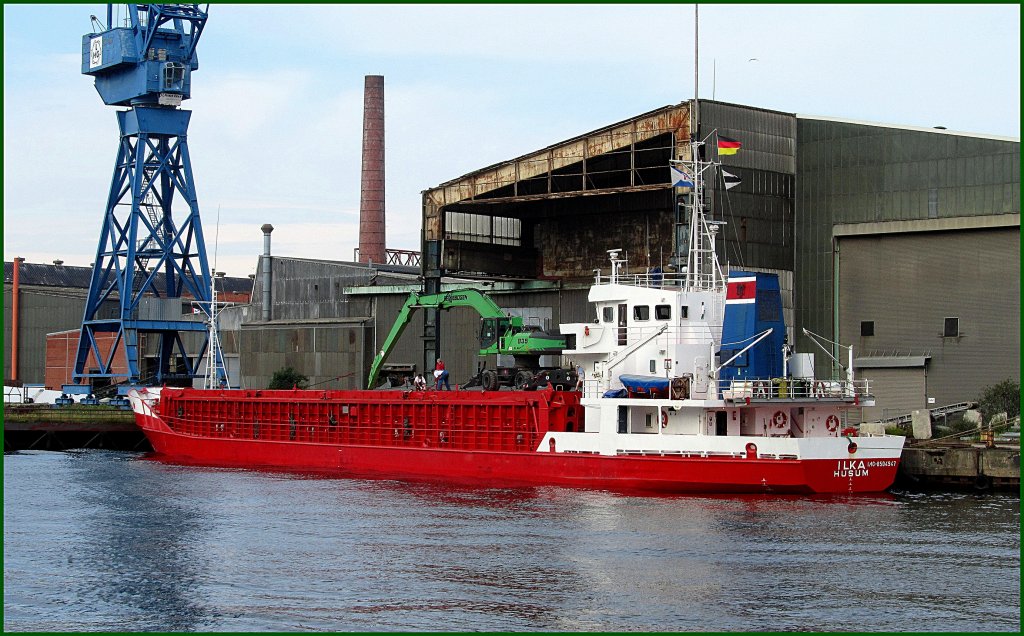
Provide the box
[250,258,379,321]
[3,286,117,385]
[238,321,371,390]
[697,100,797,274]
[839,227,1020,410]
[795,118,1020,371]
[857,367,927,423]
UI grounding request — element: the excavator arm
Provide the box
[366,289,517,388]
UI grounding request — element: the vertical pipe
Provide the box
[261,224,273,322]
[10,257,24,382]
[359,75,386,264]
[832,236,841,379]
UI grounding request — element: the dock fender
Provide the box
[973,474,992,491]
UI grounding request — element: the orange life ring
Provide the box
[661,411,669,428]
[825,414,840,433]
[772,410,788,428]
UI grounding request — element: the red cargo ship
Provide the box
[130,383,900,494]
[128,136,904,494]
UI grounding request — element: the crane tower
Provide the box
[73,4,224,386]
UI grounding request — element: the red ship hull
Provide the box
[131,387,900,494]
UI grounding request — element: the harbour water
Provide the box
[4,449,1020,632]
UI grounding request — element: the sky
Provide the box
[3,3,1020,279]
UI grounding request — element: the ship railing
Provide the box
[593,271,730,291]
[593,271,690,288]
[580,378,606,400]
[719,377,872,402]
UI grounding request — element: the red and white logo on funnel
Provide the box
[726,276,757,304]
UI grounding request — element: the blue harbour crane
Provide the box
[73,4,224,386]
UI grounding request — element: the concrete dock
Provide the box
[3,404,149,452]
[896,440,1020,492]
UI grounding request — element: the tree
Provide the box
[269,366,309,390]
[977,378,1020,422]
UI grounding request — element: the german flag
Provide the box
[718,135,742,156]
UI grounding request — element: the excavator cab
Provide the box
[479,317,512,351]
[483,315,507,350]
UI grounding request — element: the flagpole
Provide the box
[693,3,699,140]
[694,4,698,100]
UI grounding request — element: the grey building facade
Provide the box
[795,117,1019,415]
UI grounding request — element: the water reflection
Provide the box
[5,451,1019,632]
[69,453,211,630]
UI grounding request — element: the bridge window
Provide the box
[655,305,671,320]
[633,305,650,321]
[602,307,613,323]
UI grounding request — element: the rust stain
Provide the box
[422,103,691,208]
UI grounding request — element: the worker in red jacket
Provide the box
[433,359,450,390]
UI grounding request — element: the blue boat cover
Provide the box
[619,374,670,392]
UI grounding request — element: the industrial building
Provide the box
[796,115,1020,420]
[236,98,1018,422]
[3,259,252,389]
[5,97,1018,424]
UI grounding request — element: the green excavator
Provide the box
[366,289,574,390]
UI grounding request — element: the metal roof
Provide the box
[796,114,1020,143]
[4,260,254,295]
[422,101,692,210]
[854,355,931,368]
[263,256,419,277]
[3,261,96,288]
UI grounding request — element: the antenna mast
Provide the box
[204,206,230,389]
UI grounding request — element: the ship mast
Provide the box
[202,275,228,389]
[681,137,726,293]
[677,4,724,293]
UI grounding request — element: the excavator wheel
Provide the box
[514,370,534,389]
[481,369,499,391]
